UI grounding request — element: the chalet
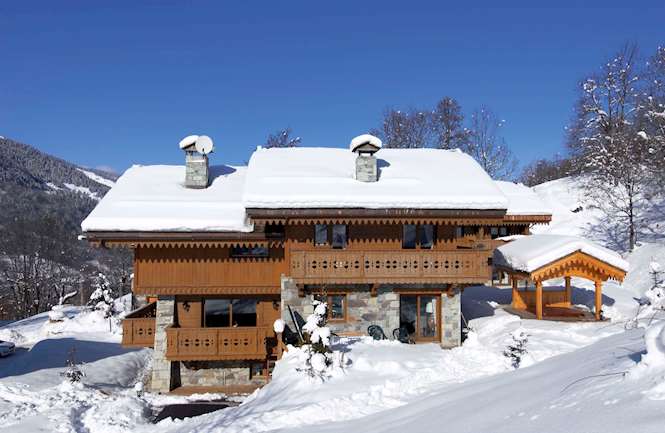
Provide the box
[81,134,554,394]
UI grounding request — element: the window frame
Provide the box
[313,292,348,323]
[402,224,436,249]
[230,245,270,258]
[203,298,258,328]
[331,224,348,249]
[314,224,329,246]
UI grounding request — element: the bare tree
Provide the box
[464,107,517,180]
[643,46,665,185]
[264,128,301,148]
[431,97,470,149]
[567,44,650,251]
[371,108,431,148]
[519,154,577,186]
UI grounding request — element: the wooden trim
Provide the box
[247,208,507,219]
[503,214,552,223]
[134,286,281,296]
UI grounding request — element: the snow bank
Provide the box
[494,234,629,273]
[81,165,252,232]
[243,147,508,209]
[77,168,116,188]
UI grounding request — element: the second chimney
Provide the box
[350,134,382,182]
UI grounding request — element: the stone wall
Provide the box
[441,288,462,348]
[150,296,176,393]
[178,361,267,387]
[184,152,209,189]
[281,277,462,347]
[281,277,401,339]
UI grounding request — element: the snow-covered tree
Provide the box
[567,44,654,251]
[61,347,85,383]
[264,128,301,148]
[298,299,333,378]
[464,106,517,180]
[504,328,529,369]
[643,46,665,188]
[88,273,115,318]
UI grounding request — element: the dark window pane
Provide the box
[455,226,463,238]
[419,296,438,338]
[204,299,230,327]
[332,224,347,249]
[231,246,269,257]
[330,295,345,320]
[499,227,508,237]
[231,299,257,326]
[315,224,328,245]
[490,227,499,239]
[420,225,435,249]
[403,224,417,249]
[399,295,417,335]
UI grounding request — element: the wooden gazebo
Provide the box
[493,235,629,320]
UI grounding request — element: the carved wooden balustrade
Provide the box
[121,302,156,348]
[290,249,492,284]
[165,326,270,361]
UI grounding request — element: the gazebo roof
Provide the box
[493,235,629,282]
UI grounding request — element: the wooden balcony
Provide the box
[121,302,156,348]
[165,326,270,361]
[290,249,492,284]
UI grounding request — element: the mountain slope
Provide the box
[0,136,128,320]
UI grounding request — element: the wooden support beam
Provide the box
[595,280,602,320]
[564,276,572,306]
[511,277,518,309]
[370,284,378,297]
[535,280,543,320]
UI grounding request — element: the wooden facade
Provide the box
[106,211,547,361]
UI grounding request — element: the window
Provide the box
[420,224,435,249]
[314,293,347,322]
[403,224,435,249]
[499,227,508,237]
[315,224,328,245]
[403,224,417,249]
[230,245,269,258]
[490,227,499,239]
[204,298,257,327]
[331,224,347,249]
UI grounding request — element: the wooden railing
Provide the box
[290,249,492,284]
[513,290,569,310]
[165,326,270,361]
[121,303,157,347]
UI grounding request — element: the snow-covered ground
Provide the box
[0,176,663,432]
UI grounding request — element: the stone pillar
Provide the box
[280,275,300,323]
[441,287,461,348]
[150,296,176,393]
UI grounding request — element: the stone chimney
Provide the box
[179,135,213,189]
[350,134,382,182]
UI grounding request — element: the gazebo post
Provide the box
[535,280,543,320]
[564,276,571,306]
[594,280,603,320]
[511,276,518,308]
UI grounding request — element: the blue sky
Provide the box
[1,1,664,174]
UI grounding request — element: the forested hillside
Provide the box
[0,137,130,320]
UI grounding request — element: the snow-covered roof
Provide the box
[493,234,629,273]
[494,181,551,216]
[81,165,252,233]
[243,147,508,210]
[349,134,382,152]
